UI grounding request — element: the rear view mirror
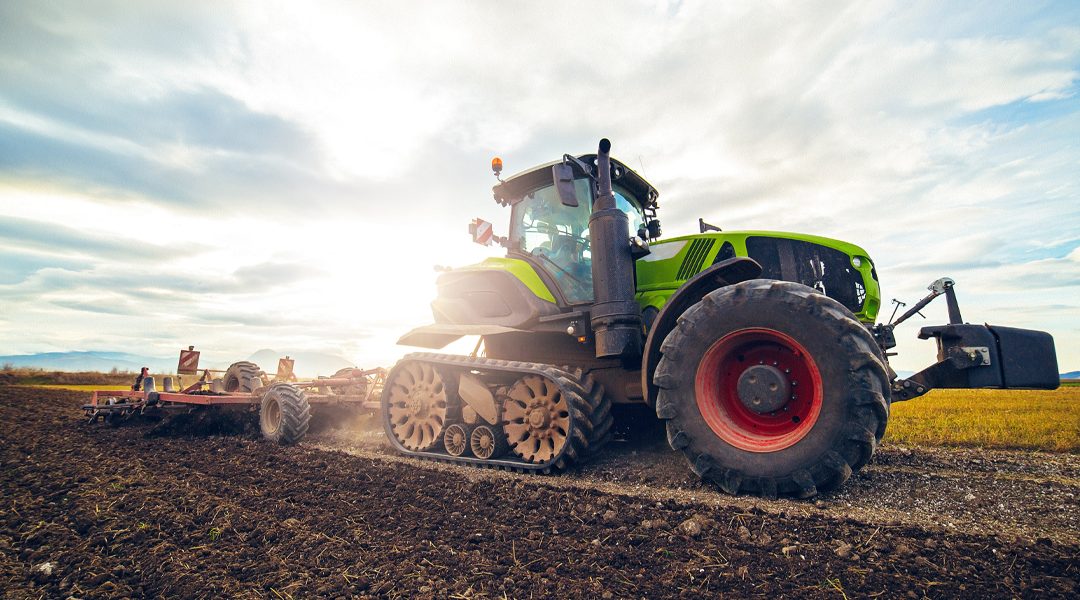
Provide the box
[647,219,662,239]
[552,164,579,207]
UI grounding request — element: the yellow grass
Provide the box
[885,387,1080,453]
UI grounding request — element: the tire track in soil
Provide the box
[311,431,1080,547]
[2,387,1078,599]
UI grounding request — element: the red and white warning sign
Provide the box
[470,218,493,246]
[277,357,295,381]
[177,347,201,375]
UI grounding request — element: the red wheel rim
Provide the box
[695,328,823,452]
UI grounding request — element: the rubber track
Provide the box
[382,353,609,474]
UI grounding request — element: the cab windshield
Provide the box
[510,179,644,304]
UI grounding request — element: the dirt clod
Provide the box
[835,542,853,558]
[678,518,703,537]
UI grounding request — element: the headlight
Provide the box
[851,256,863,268]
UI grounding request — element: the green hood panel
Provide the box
[455,257,558,305]
[635,231,880,323]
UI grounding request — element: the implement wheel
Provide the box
[654,279,889,498]
[224,361,263,393]
[330,367,369,397]
[259,383,311,445]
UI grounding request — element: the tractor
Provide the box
[381,138,1059,497]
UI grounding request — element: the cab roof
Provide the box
[492,154,659,209]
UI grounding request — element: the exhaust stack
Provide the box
[589,138,642,360]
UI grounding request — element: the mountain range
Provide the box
[0,349,354,378]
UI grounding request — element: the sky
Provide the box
[0,0,1078,374]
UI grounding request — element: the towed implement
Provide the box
[383,138,1059,497]
[85,347,385,444]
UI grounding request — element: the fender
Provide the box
[640,257,762,407]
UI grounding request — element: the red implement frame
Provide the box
[83,347,385,421]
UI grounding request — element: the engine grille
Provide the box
[745,236,866,314]
[676,239,715,280]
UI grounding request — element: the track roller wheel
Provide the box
[470,424,507,459]
[502,375,570,463]
[443,423,471,457]
[654,279,890,498]
[259,383,311,445]
[385,361,449,451]
[224,361,264,393]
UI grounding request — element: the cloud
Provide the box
[0,1,1078,373]
[0,250,91,284]
[0,216,179,262]
[49,299,141,317]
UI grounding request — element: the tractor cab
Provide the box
[493,155,658,305]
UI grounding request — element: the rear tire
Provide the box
[559,367,614,451]
[259,383,311,445]
[654,279,889,498]
[224,361,263,393]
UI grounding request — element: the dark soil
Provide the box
[2,386,1077,598]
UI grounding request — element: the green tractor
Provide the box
[382,139,1059,497]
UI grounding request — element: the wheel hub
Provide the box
[736,364,791,414]
[695,328,823,453]
[527,407,551,430]
[408,387,430,417]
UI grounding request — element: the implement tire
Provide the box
[224,361,263,393]
[259,383,311,445]
[654,279,889,498]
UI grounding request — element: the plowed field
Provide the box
[1,387,1077,598]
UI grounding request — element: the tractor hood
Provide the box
[493,154,659,209]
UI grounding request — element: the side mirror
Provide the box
[647,219,662,239]
[552,163,579,207]
[469,218,494,246]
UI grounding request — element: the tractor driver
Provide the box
[517,188,594,303]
